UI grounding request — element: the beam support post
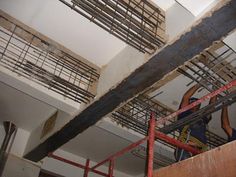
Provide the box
[147,112,156,177]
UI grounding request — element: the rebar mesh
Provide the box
[178,41,236,94]
[111,41,236,152]
[59,0,166,53]
[0,15,100,104]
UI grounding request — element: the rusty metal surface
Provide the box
[154,141,236,177]
[24,0,236,162]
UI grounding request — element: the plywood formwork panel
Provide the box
[154,141,236,177]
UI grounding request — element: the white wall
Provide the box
[0,59,80,116]
[165,0,222,41]
[25,110,72,155]
[97,46,147,97]
[0,124,30,157]
[224,30,236,52]
[2,154,40,177]
[42,149,133,177]
[165,3,195,40]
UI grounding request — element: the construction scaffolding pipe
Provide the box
[155,131,201,155]
[147,113,156,177]
[108,160,114,177]
[48,153,110,177]
[83,159,90,177]
[91,137,148,170]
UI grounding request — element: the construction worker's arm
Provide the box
[221,106,233,137]
[180,84,201,108]
[209,95,217,105]
[205,95,217,123]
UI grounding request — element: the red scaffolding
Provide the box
[48,80,236,177]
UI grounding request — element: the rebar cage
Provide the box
[0,14,100,104]
[59,0,166,53]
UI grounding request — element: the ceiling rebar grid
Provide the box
[0,14,100,104]
[59,0,166,53]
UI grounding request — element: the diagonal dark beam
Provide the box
[24,0,236,162]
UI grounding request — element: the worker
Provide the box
[175,84,216,161]
[221,106,236,142]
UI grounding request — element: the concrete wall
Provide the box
[0,124,30,157]
[24,110,72,155]
[223,30,236,52]
[42,149,133,177]
[97,46,147,98]
[0,55,80,116]
[165,3,195,41]
[165,1,222,41]
[2,154,40,177]
[0,124,133,177]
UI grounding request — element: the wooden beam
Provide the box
[153,141,236,177]
[24,0,236,162]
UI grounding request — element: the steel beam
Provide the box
[24,0,236,161]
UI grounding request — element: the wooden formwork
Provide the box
[154,141,236,177]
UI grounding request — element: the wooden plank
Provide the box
[154,141,236,177]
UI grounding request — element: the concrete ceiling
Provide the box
[61,125,146,176]
[0,82,56,131]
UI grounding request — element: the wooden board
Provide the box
[154,141,236,177]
